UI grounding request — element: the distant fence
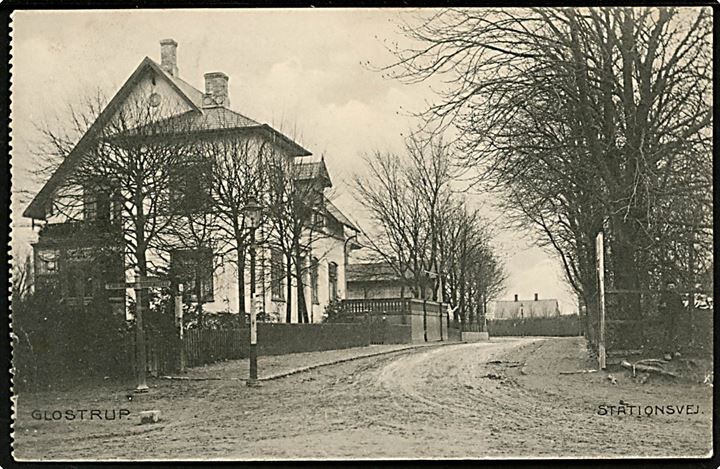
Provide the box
[488,315,583,337]
[459,323,485,333]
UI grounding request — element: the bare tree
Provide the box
[438,199,506,326]
[266,154,331,323]
[385,8,712,343]
[201,131,273,316]
[40,93,197,282]
[11,253,34,306]
[354,149,429,298]
[356,132,506,317]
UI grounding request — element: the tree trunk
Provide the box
[294,245,309,324]
[194,262,204,327]
[134,191,151,318]
[458,274,466,325]
[610,215,643,349]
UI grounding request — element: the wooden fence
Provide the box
[183,328,245,368]
[142,322,375,376]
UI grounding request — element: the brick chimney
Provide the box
[203,72,229,108]
[514,294,518,302]
[534,293,538,301]
[160,39,178,77]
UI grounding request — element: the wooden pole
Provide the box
[134,269,149,391]
[175,284,185,372]
[596,231,606,370]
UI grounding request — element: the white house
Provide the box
[23,39,360,324]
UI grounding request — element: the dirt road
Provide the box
[14,337,712,460]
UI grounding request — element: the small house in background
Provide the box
[345,261,434,300]
[492,293,560,319]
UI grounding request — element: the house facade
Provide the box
[24,39,360,324]
[492,294,560,319]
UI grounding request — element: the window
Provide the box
[310,257,319,304]
[83,190,97,221]
[36,249,60,275]
[328,261,338,302]
[170,160,213,213]
[326,216,344,237]
[83,187,112,223]
[271,249,285,301]
[171,248,214,302]
[65,264,94,300]
[312,212,326,229]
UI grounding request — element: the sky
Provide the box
[10,9,577,313]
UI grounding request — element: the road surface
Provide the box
[14,337,712,460]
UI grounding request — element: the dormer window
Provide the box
[312,212,326,228]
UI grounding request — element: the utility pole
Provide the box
[106,269,170,391]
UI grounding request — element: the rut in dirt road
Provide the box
[374,338,540,419]
[14,337,711,460]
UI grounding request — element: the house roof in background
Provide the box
[346,261,432,284]
[346,262,401,283]
[165,71,204,108]
[493,298,560,318]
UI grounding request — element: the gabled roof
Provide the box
[24,56,311,220]
[293,159,332,188]
[324,197,359,231]
[24,57,197,220]
[165,73,204,109]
